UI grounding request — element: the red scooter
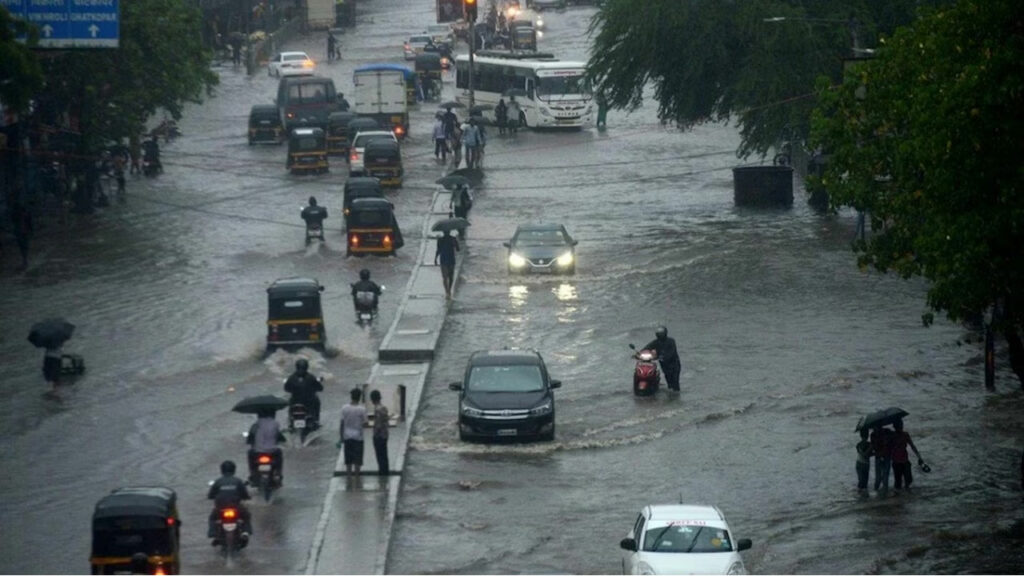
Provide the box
[629,344,660,396]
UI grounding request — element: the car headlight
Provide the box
[461,403,484,417]
[536,19,544,27]
[536,30,544,38]
[727,562,746,575]
[530,400,552,415]
[556,251,573,266]
[508,253,527,268]
[539,108,551,117]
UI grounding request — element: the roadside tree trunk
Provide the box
[1005,326,1024,389]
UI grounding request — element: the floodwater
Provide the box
[1,0,1021,574]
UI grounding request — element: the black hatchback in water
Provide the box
[449,349,561,442]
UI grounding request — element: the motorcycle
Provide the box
[212,505,247,561]
[305,222,325,245]
[287,384,322,443]
[142,155,162,178]
[252,452,282,502]
[628,343,660,396]
[354,286,384,326]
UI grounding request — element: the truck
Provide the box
[352,65,411,139]
[307,0,337,30]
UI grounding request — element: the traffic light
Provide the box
[464,0,478,22]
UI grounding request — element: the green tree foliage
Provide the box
[812,0,1024,385]
[0,5,44,113]
[585,0,923,158]
[40,0,218,149]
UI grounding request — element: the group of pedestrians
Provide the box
[338,387,391,479]
[432,107,489,169]
[493,96,523,135]
[856,418,925,494]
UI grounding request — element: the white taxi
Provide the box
[620,504,752,575]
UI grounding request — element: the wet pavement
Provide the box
[2,0,1023,574]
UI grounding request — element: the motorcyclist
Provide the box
[644,326,682,391]
[284,358,323,427]
[246,411,286,485]
[301,196,328,231]
[337,92,351,112]
[351,268,382,313]
[207,460,252,544]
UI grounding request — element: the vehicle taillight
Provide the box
[222,508,237,520]
[383,235,392,245]
[350,234,359,246]
[166,517,175,526]
[393,126,404,136]
[154,566,167,576]
[287,112,295,119]
[258,454,272,464]
[350,151,359,162]
[404,42,410,50]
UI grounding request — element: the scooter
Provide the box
[305,222,325,245]
[354,286,384,326]
[628,343,660,396]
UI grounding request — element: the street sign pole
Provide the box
[468,20,476,108]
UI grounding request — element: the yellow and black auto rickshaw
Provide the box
[248,104,284,145]
[286,127,328,174]
[414,53,443,101]
[347,197,404,257]
[361,140,403,188]
[90,486,181,575]
[343,177,384,220]
[266,277,326,351]
[327,111,357,156]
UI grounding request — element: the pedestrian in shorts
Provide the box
[339,388,367,477]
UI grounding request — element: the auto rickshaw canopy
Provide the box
[91,487,180,563]
[288,127,326,153]
[328,111,357,135]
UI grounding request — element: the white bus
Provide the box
[454,51,594,129]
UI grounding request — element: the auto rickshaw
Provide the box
[343,176,385,220]
[287,127,329,174]
[248,104,284,145]
[326,111,357,156]
[362,140,403,188]
[511,24,538,51]
[90,487,181,575]
[347,197,404,257]
[266,277,326,350]
[415,53,443,101]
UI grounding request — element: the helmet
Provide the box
[360,269,370,281]
[295,358,309,373]
[655,326,668,340]
[308,196,318,206]
[221,460,236,475]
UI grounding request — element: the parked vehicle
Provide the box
[620,504,753,575]
[448,349,560,442]
[287,127,329,174]
[90,487,180,575]
[628,344,660,396]
[266,277,326,350]
[249,104,285,145]
[268,51,315,77]
[353,64,413,136]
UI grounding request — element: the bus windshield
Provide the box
[536,75,590,101]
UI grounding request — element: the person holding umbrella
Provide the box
[246,410,285,485]
[28,317,76,393]
[450,183,473,221]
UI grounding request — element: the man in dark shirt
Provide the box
[644,326,681,391]
[284,358,323,426]
[351,268,383,312]
[434,230,460,299]
[207,460,251,542]
[301,196,327,229]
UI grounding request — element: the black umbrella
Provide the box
[449,167,484,186]
[432,217,470,233]
[470,104,493,114]
[28,318,75,349]
[436,174,470,190]
[503,88,527,98]
[439,101,465,109]
[232,395,289,415]
[855,407,909,432]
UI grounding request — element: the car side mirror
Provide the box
[549,379,561,389]
[448,382,462,391]
[502,241,510,248]
[737,538,752,551]
[628,343,636,350]
[619,537,637,552]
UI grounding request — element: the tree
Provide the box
[39,0,219,151]
[0,5,43,114]
[585,0,923,159]
[811,0,1024,386]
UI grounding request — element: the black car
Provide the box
[503,223,578,274]
[449,349,561,442]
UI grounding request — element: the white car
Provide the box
[620,504,753,575]
[268,51,315,77]
[425,24,454,47]
[349,130,399,175]
[404,34,433,60]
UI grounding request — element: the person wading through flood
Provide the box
[890,418,925,492]
[434,230,460,299]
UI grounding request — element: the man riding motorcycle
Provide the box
[644,326,682,392]
[301,196,328,233]
[351,269,382,313]
[207,460,252,545]
[284,358,323,428]
[246,411,285,485]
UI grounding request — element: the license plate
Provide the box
[294,420,306,429]
[497,429,517,436]
[360,313,371,320]
[223,522,237,531]
[258,464,271,472]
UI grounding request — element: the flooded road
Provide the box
[1,0,1022,574]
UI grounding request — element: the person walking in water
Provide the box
[890,419,924,491]
[596,91,609,129]
[434,230,460,299]
[871,426,893,493]
[327,31,337,62]
[855,428,873,493]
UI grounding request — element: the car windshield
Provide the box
[536,75,590,100]
[515,229,566,246]
[355,134,393,148]
[642,523,732,554]
[468,364,545,393]
[284,54,307,61]
[269,297,319,320]
[288,82,330,104]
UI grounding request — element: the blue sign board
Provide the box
[2,0,119,48]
